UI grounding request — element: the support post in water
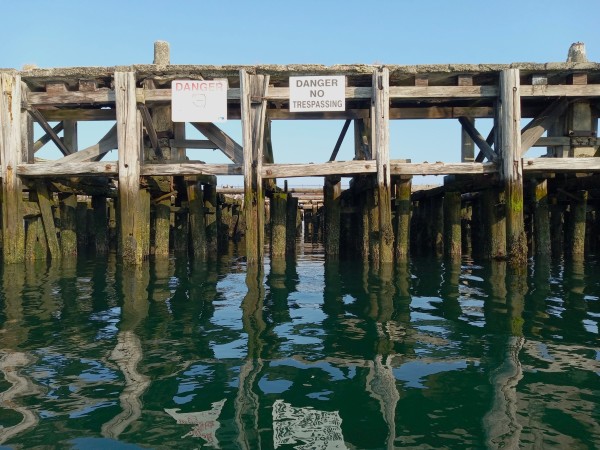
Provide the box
[443,191,462,259]
[499,69,526,263]
[532,179,551,257]
[115,71,146,264]
[373,68,393,264]
[568,190,588,260]
[0,73,25,263]
[482,187,506,260]
[270,192,287,259]
[324,176,341,259]
[240,70,269,265]
[394,178,411,261]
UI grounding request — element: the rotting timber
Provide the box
[1,42,600,266]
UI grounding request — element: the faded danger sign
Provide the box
[172,79,228,122]
[289,76,345,112]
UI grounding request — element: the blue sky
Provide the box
[3,0,598,186]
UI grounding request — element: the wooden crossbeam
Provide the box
[329,120,351,162]
[58,124,118,163]
[169,139,217,149]
[475,128,496,163]
[35,180,61,259]
[523,157,600,172]
[40,109,115,121]
[191,122,244,164]
[137,103,164,160]
[520,98,569,154]
[458,117,497,162]
[27,107,72,156]
[34,122,64,152]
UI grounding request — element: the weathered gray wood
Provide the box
[27,90,115,106]
[18,161,119,176]
[520,98,569,153]
[153,197,171,257]
[240,70,269,265]
[443,191,462,259]
[35,180,60,260]
[20,83,34,165]
[115,71,145,264]
[270,192,287,259]
[33,122,63,152]
[458,116,497,162]
[138,103,163,160]
[25,217,47,261]
[567,190,588,260]
[40,109,115,121]
[531,179,551,257]
[192,122,244,164]
[522,157,600,172]
[59,124,117,163]
[92,196,108,255]
[59,193,78,257]
[532,137,570,147]
[169,139,217,149]
[187,180,206,260]
[461,118,475,162]
[390,86,498,98]
[499,69,527,263]
[394,178,411,261]
[373,68,393,264]
[323,176,341,259]
[1,73,25,263]
[27,107,73,156]
[203,183,218,256]
[482,188,506,260]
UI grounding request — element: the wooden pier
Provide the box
[1,42,599,265]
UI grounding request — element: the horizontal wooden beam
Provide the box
[390,161,497,176]
[40,108,116,121]
[390,86,498,98]
[170,139,218,149]
[532,136,570,146]
[268,109,368,120]
[390,106,494,119]
[17,161,243,177]
[521,84,600,97]
[263,161,376,178]
[523,157,600,172]
[28,90,115,106]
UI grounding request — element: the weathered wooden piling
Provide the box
[187,180,206,260]
[204,182,218,256]
[324,176,341,259]
[443,191,462,259]
[115,71,146,264]
[567,190,588,260]
[270,192,287,259]
[394,178,411,261]
[499,69,527,263]
[0,73,25,263]
[59,194,78,256]
[531,179,551,257]
[482,188,506,260]
[285,194,298,257]
[431,196,444,257]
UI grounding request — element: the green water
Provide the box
[0,244,598,449]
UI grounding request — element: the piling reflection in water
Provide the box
[0,250,598,448]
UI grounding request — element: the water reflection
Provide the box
[0,252,597,448]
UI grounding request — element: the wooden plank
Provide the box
[191,122,243,164]
[40,109,115,121]
[391,161,497,175]
[532,137,570,146]
[391,106,495,120]
[329,119,351,161]
[0,73,26,263]
[521,84,600,97]
[115,71,145,264]
[138,103,163,160]
[58,124,118,163]
[35,180,61,260]
[18,161,118,176]
[499,69,526,263]
[262,161,376,178]
[523,157,600,172]
[390,86,498,98]
[520,98,569,153]
[28,89,115,105]
[458,116,498,162]
[170,139,217,149]
[268,109,368,120]
[33,122,64,152]
[27,107,73,156]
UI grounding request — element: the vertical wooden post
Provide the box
[461,118,476,162]
[240,70,269,265]
[367,184,380,263]
[154,197,171,257]
[324,176,341,259]
[187,180,206,260]
[499,69,526,263]
[567,190,587,260]
[35,180,60,260]
[532,179,551,257]
[431,196,444,257]
[444,191,462,259]
[270,192,287,259]
[203,183,218,256]
[76,201,89,251]
[482,188,506,259]
[92,196,108,255]
[0,73,25,263]
[59,194,77,256]
[394,178,411,261]
[115,71,145,264]
[25,217,47,261]
[373,68,393,264]
[285,194,298,257]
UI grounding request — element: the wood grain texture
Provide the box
[192,122,243,164]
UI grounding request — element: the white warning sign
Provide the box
[172,79,228,123]
[289,76,345,112]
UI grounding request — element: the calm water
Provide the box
[0,243,598,449]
